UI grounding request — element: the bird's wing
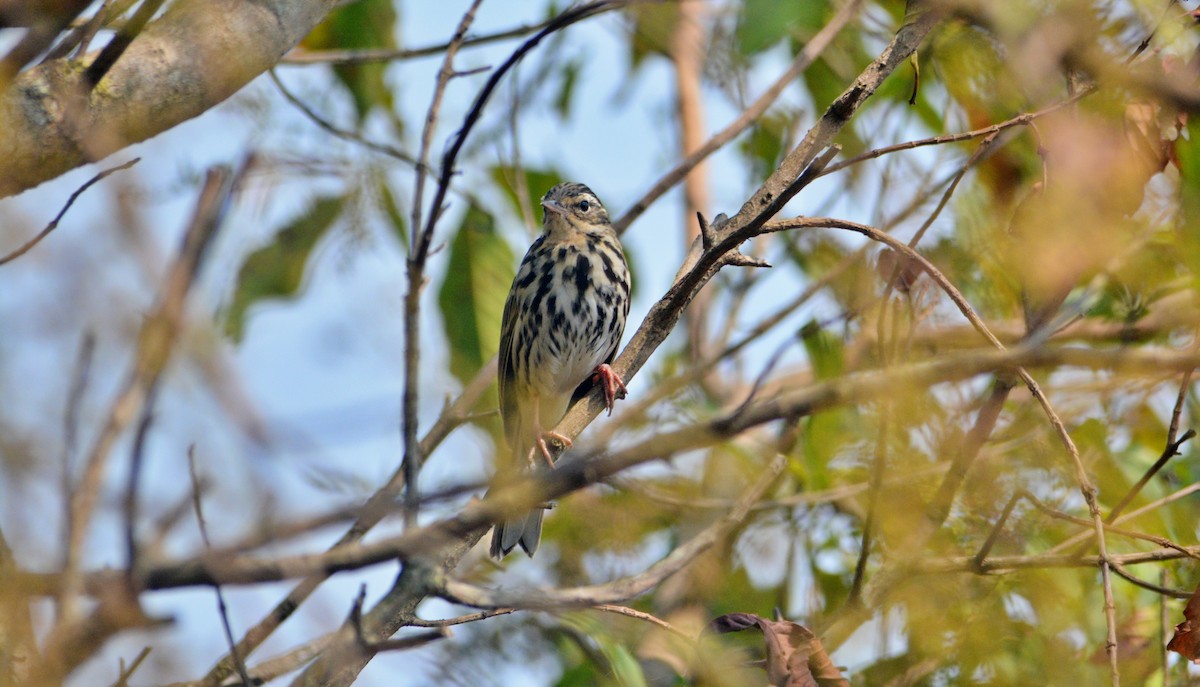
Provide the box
[497,276,521,447]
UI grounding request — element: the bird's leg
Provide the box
[526,395,573,468]
[591,363,627,415]
[534,431,572,468]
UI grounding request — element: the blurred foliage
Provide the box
[223,194,346,342]
[736,0,829,56]
[625,3,679,66]
[437,203,515,392]
[302,0,399,123]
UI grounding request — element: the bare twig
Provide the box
[269,71,422,169]
[819,89,1093,177]
[0,158,140,266]
[187,447,252,687]
[407,608,515,628]
[348,585,449,653]
[1107,371,1195,522]
[591,604,692,639]
[109,646,151,687]
[973,491,1022,571]
[123,386,156,587]
[61,331,95,578]
[279,3,633,65]
[403,0,485,528]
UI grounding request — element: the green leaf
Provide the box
[302,0,398,121]
[737,0,828,56]
[437,204,516,387]
[224,195,346,342]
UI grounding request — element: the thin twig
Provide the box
[187,446,252,687]
[1022,491,1199,561]
[591,604,692,639]
[269,71,422,169]
[403,0,485,528]
[1048,482,1200,556]
[123,387,157,588]
[279,2,636,66]
[818,89,1093,178]
[407,608,516,628]
[973,491,1022,571]
[1107,371,1195,522]
[109,646,151,687]
[0,158,140,266]
[60,331,95,577]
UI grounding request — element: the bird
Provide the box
[490,182,632,559]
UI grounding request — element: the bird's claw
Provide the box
[528,431,573,468]
[592,364,627,415]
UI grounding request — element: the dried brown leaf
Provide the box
[1168,584,1200,663]
[709,612,848,687]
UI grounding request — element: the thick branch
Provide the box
[0,0,337,199]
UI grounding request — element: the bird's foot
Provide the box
[528,431,573,468]
[592,364,627,415]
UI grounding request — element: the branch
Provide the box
[0,0,338,199]
[439,455,786,609]
[14,345,1200,597]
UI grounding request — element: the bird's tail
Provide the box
[489,506,544,559]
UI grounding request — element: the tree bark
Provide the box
[0,0,336,201]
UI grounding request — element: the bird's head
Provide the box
[540,182,610,235]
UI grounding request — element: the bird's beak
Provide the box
[541,199,566,216]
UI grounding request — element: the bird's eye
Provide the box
[577,200,590,212]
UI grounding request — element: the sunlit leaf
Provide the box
[224,195,346,342]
